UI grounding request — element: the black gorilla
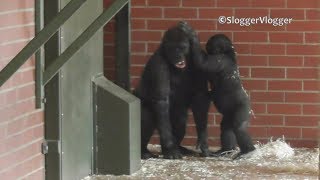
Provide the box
[134,22,210,159]
[190,33,256,158]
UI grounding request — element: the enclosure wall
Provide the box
[0,0,44,179]
[129,0,320,148]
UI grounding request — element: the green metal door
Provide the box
[44,0,103,179]
[60,0,103,179]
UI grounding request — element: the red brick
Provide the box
[147,20,177,30]
[269,32,303,43]
[131,0,146,6]
[287,45,320,55]
[188,20,217,31]
[17,84,35,101]
[306,9,320,20]
[248,127,267,138]
[234,32,268,43]
[267,104,301,115]
[235,9,269,17]
[303,80,319,91]
[103,20,115,32]
[213,114,222,125]
[0,11,34,28]
[305,33,320,43]
[104,0,114,7]
[269,56,303,67]
[131,31,162,41]
[148,0,180,6]
[217,23,251,31]
[3,89,18,106]
[0,26,34,44]
[267,127,301,138]
[147,42,160,53]
[252,0,285,7]
[130,65,145,76]
[208,126,220,137]
[0,41,29,59]
[164,8,198,19]
[285,116,319,127]
[251,68,285,78]
[103,33,114,43]
[131,54,149,65]
[287,21,320,31]
[285,92,319,103]
[7,118,25,136]
[252,44,285,55]
[25,167,44,180]
[104,57,115,67]
[270,9,305,20]
[302,128,318,139]
[242,80,267,90]
[104,45,115,56]
[238,67,250,77]
[217,0,251,7]
[251,92,284,102]
[250,115,284,126]
[131,8,162,18]
[33,125,43,139]
[268,80,302,91]
[131,42,146,53]
[131,77,140,89]
[287,0,320,8]
[183,0,216,7]
[251,103,267,114]
[250,22,286,31]
[289,140,318,148]
[0,0,34,11]
[238,55,268,67]
[199,8,233,19]
[303,104,320,115]
[304,56,320,67]
[287,68,318,79]
[233,44,251,55]
[131,19,146,30]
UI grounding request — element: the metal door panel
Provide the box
[59,0,103,179]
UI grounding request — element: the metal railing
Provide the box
[0,0,129,106]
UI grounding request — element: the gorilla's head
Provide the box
[161,25,190,69]
[206,34,234,55]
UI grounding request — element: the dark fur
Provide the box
[191,34,255,158]
[134,22,210,159]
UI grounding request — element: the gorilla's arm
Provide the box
[179,22,225,74]
[149,56,176,152]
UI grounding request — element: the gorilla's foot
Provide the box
[141,150,158,159]
[199,149,213,157]
[210,149,235,157]
[163,148,183,159]
[233,147,256,160]
[179,146,198,156]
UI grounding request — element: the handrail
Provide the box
[0,0,88,87]
[43,0,129,85]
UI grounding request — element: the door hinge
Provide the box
[41,140,61,155]
[41,141,48,155]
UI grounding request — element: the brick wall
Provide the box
[0,0,44,179]
[130,0,320,148]
[104,0,117,81]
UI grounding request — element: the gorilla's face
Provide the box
[206,34,234,55]
[162,28,190,69]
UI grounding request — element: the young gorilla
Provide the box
[190,33,256,158]
[134,22,210,159]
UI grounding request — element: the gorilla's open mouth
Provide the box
[175,60,186,69]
